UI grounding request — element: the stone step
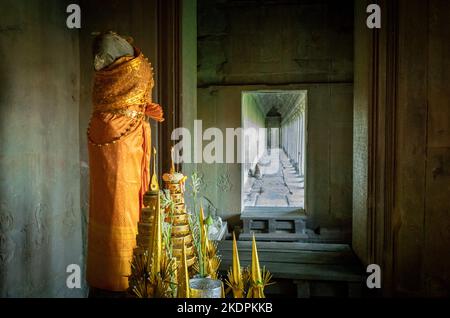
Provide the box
[241,208,307,240]
[217,240,364,297]
[242,207,306,217]
[217,240,353,252]
[239,232,308,242]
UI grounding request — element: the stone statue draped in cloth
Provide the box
[86,32,164,291]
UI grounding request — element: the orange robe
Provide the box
[86,48,163,291]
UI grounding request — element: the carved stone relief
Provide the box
[21,203,49,261]
[62,194,77,238]
[0,201,15,268]
[217,171,233,193]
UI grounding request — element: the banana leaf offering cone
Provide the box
[248,234,265,298]
[232,232,242,286]
[196,205,221,279]
[225,232,244,298]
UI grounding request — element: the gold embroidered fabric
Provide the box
[93,49,153,112]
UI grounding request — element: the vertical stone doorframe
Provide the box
[353,0,399,296]
[157,0,182,175]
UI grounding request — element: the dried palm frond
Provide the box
[159,252,175,283]
[261,266,275,288]
[128,249,177,298]
[245,266,274,298]
[190,228,221,279]
[208,255,221,280]
[242,266,252,293]
[224,268,245,298]
[128,251,152,297]
[205,241,221,279]
[206,240,218,258]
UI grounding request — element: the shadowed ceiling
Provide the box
[250,90,306,119]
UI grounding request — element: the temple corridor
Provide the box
[243,149,304,208]
[242,90,306,210]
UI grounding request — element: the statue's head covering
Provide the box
[92,31,134,71]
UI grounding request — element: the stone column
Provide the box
[298,114,303,176]
[296,115,299,173]
[301,113,306,176]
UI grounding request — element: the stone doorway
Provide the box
[241,90,307,212]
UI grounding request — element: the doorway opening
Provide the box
[241,90,307,212]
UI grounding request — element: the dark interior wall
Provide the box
[197,0,354,238]
[394,0,450,297]
[198,0,354,86]
[353,0,450,296]
[0,0,85,297]
[181,0,198,186]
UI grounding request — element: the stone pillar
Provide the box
[298,114,303,176]
[287,122,290,158]
[292,117,296,170]
[302,113,306,176]
[295,115,300,171]
[291,120,295,164]
[289,121,292,161]
[294,119,297,163]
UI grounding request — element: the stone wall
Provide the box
[390,0,450,297]
[0,0,85,297]
[353,0,450,297]
[198,0,354,86]
[180,0,198,195]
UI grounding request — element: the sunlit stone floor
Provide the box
[243,149,304,208]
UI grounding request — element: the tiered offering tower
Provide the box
[162,149,196,269]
